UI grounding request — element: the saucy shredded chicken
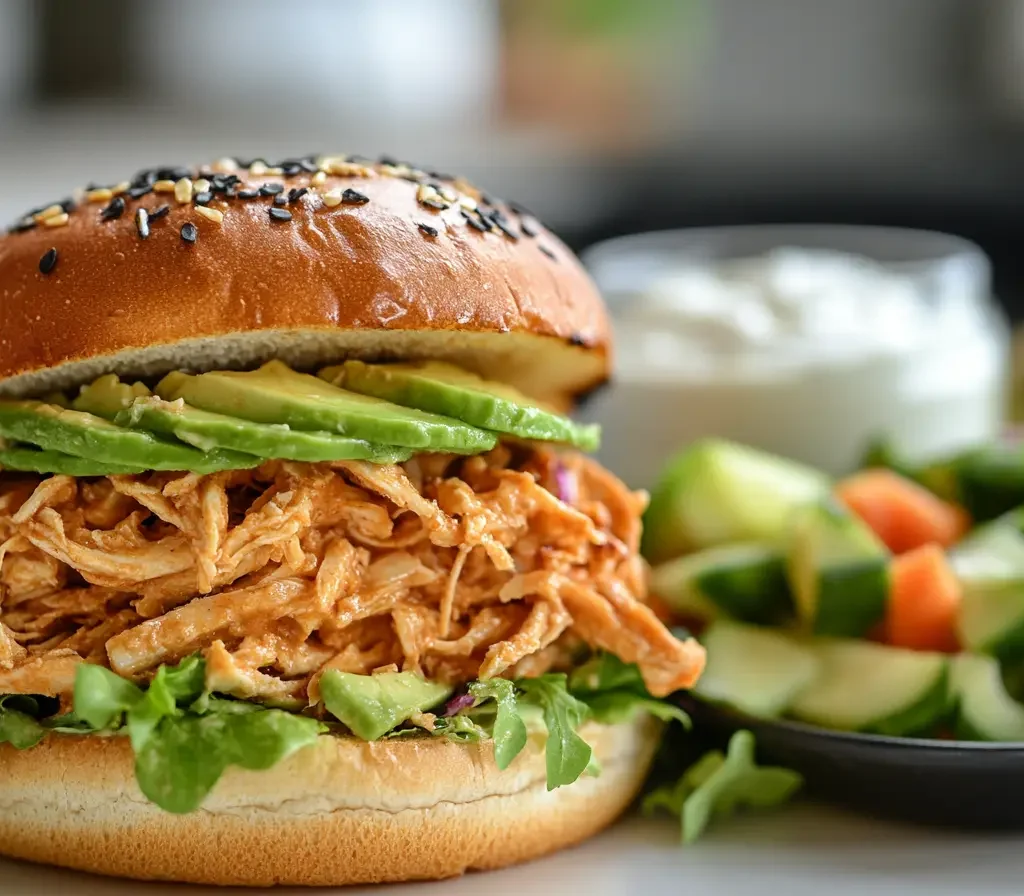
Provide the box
[0,445,704,707]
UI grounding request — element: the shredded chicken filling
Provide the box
[0,445,704,710]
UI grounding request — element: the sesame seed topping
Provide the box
[417,184,437,204]
[192,178,211,194]
[180,222,198,243]
[288,186,308,203]
[9,217,36,233]
[149,204,170,220]
[237,189,260,199]
[128,184,152,200]
[461,210,489,233]
[273,194,287,206]
[321,158,376,178]
[417,222,439,238]
[86,187,113,203]
[519,217,539,238]
[439,186,458,203]
[264,166,284,176]
[322,190,342,207]
[311,171,327,186]
[249,161,268,176]
[135,207,150,239]
[422,198,447,211]
[342,188,369,204]
[43,212,69,228]
[39,248,58,275]
[269,207,292,222]
[174,178,193,204]
[193,191,213,206]
[153,179,176,193]
[34,204,64,222]
[458,195,477,212]
[539,245,557,261]
[195,206,224,224]
[111,181,131,195]
[100,196,126,221]
[486,211,519,241]
[259,182,284,196]
[212,157,237,173]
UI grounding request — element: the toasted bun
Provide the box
[0,715,659,886]
[0,157,609,406]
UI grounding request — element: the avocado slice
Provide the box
[321,360,601,451]
[73,373,152,419]
[318,669,453,740]
[156,360,497,454]
[120,397,413,464]
[0,443,147,476]
[0,401,259,473]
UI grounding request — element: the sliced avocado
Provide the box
[322,360,601,451]
[318,669,452,740]
[0,443,146,476]
[0,401,259,473]
[157,361,497,454]
[73,373,152,419]
[120,397,413,464]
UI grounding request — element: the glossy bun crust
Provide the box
[0,156,609,405]
[0,716,660,886]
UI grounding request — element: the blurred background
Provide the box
[3,0,1024,436]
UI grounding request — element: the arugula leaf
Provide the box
[430,713,489,743]
[134,707,321,814]
[516,674,592,790]
[569,653,691,728]
[468,678,528,769]
[0,695,45,749]
[643,730,802,843]
[582,691,691,727]
[73,663,144,730]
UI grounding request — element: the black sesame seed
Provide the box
[100,196,126,221]
[273,194,288,206]
[480,193,497,207]
[180,222,198,243]
[519,217,539,238]
[148,204,170,221]
[287,187,308,203]
[569,333,587,347]
[237,189,260,200]
[378,154,400,166]
[157,166,192,182]
[422,198,447,211]
[341,188,369,204]
[59,197,76,214]
[298,158,319,173]
[193,191,213,206]
[487,213,519,241]
[417,222,439,238]
[259,182,284,196]
[539,245,557,261]
[39,247,58,275]
[460,208,490,233]
[427,171,454,182]
[128,184,152,200]
[135,207,150,239]
[508,200,533,216]
[281,163,302,177]
[9,217,36,234]
[269,207,292,222]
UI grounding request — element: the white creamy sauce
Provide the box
[585,248,1007,486]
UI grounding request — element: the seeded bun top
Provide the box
[0,155,610,405]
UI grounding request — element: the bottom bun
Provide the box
[0,714,661,886]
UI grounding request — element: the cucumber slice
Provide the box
[952,522,1024,661]
[642,440,829,564]
[322,360,600,451]
[694,621,820,718]
[787,499,889,637]
[950,653,1024,741]
[789,638,949,735]
[650,543,793,625]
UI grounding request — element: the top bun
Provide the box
[0,156,610,406]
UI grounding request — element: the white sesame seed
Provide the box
[111,180,130,195]
[439,186,458,203]
[322,190,343,207]
[34,204,65,222]
[417,184,438,204]
[86,187,113,203]
[192,178,211,194]
[323,159,376,178]
[249,161,268,176]
[195,206,224,224]
[311,171,327,186]
[174,177,193,204]
[153,179,176,193]
[212,157,237,173]
[43,212,69,227]
[264,167,284,176]
[458,195,477,212]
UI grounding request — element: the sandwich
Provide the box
[0,155,705,886]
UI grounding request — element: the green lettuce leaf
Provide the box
[0,695,45,749]
[468,678,528,769]
[429,713,489,743]
[73,663,144,730]
[517,674,593,789]
[569,653,691,728]
[126,654,205,749]
[643,730,802,843]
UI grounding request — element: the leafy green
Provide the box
[468,678,528,769]
[517,674,593,790]
[430,713,489,743]
[0,695,45,749]
[73,663,144,729]
[643,730,802,843]
[569,653,691,728]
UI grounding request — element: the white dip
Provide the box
[584,248,1008,488]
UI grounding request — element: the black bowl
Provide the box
[681,697,1024,830]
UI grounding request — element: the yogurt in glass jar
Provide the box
[580,226,1009,489]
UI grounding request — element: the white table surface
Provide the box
[5,803,1024,895]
